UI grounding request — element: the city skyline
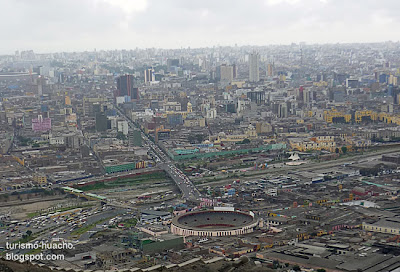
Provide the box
[3,1,400,271]
[2,0,400,54]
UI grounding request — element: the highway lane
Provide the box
[158,163,202,201]
[115,106,201,201]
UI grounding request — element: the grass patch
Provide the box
[52,204,94,214]
[26,203,95,218]
[120,218,137,228]
[71,217,113,236]
[15,234,36,244]
[27,212,40,218]
[79,172,169,191]
[27,247,42,254]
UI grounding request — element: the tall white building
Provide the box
[144,68,155,83]
[117,120,129,135]
[249,52,260,82]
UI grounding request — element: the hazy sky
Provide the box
[2,0,400,54]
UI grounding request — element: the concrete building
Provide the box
[171,208,258,237]
[363,218,400,235]
[117,74,139,99]
[32,115,51,132]
[184,116,206,127]
[144,68,155,83]
[117,120,129,135]
[217,64,234,83]
[249,52,260,82]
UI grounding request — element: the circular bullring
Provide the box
[171,209,258,237]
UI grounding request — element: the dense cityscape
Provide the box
[5,0,400,269]
[0,41,400,271]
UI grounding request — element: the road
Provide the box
[2,208,126,255]
[158,163,202,200]
[194,145,400,187]
[115,106,202,201]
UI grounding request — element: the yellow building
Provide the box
[161,111,188,119]
[33,174,47,185]
[289,137,336,152]
[183,116,206,127]
[313,81,328,87]
[212,125,258,144]
[65,95,71,105]
[355,110,378,123]
[363,220,400,235]
[391,116,400,125]
[323,109,351,123]
[187,102,193,113]
[315,136,335,142]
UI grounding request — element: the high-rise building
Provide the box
[117,75,139,100]
[129,130,142,147]
[167,59,180,72]
[267,63,274,77]
[117,120,129,135]
[144,68,155,83]
[216,64,234,82]
[393,87,400,104]
[232,64,238,79]
[346,78,359,88]
[95,112,108,132]
[249,52,260,82]
[389,75,398,86]
[36,76,46,96]
[278,103,288,118]
[247,91,265,104]
[303,88,315,104]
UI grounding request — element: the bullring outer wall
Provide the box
[171,210,258,237]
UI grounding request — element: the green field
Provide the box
[79,172,169,191]
[120,218,137,228]
[71,217,112,236]
[27,203,95,218]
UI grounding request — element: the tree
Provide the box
[341,146,347,154]
[335,148,340,153]
[242,138,251,144]
[188,134,206,144]
[195,134,206,143]
[26,230,32,237]
[116,132,126,140]
[317,269,326,272]
[293,265,301,271]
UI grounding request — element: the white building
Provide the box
[206,108,217,119]
[49,136,65,145]
[117,120,129,135]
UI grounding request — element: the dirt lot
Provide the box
[4,198,84,221]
